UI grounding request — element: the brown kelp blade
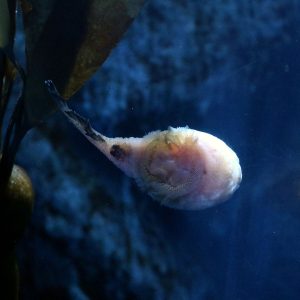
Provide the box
[0,0,18,141]
[21,0,145,125]
[0,0,16,49]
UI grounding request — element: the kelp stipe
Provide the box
[0,0,146,298]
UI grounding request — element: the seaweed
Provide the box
[0,0,145,298]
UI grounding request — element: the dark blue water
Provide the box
[15,0,300,299]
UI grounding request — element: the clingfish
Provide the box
[46,80,242,210]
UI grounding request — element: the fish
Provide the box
[45,80,242,210]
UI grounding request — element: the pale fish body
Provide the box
[46,80,242,210]
[100,127,242,210]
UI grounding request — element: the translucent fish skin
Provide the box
[46,81,241,210]
[130,127,242,210]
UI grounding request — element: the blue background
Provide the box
[15,0,300,299]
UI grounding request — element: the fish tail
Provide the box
[45,80,105,143]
